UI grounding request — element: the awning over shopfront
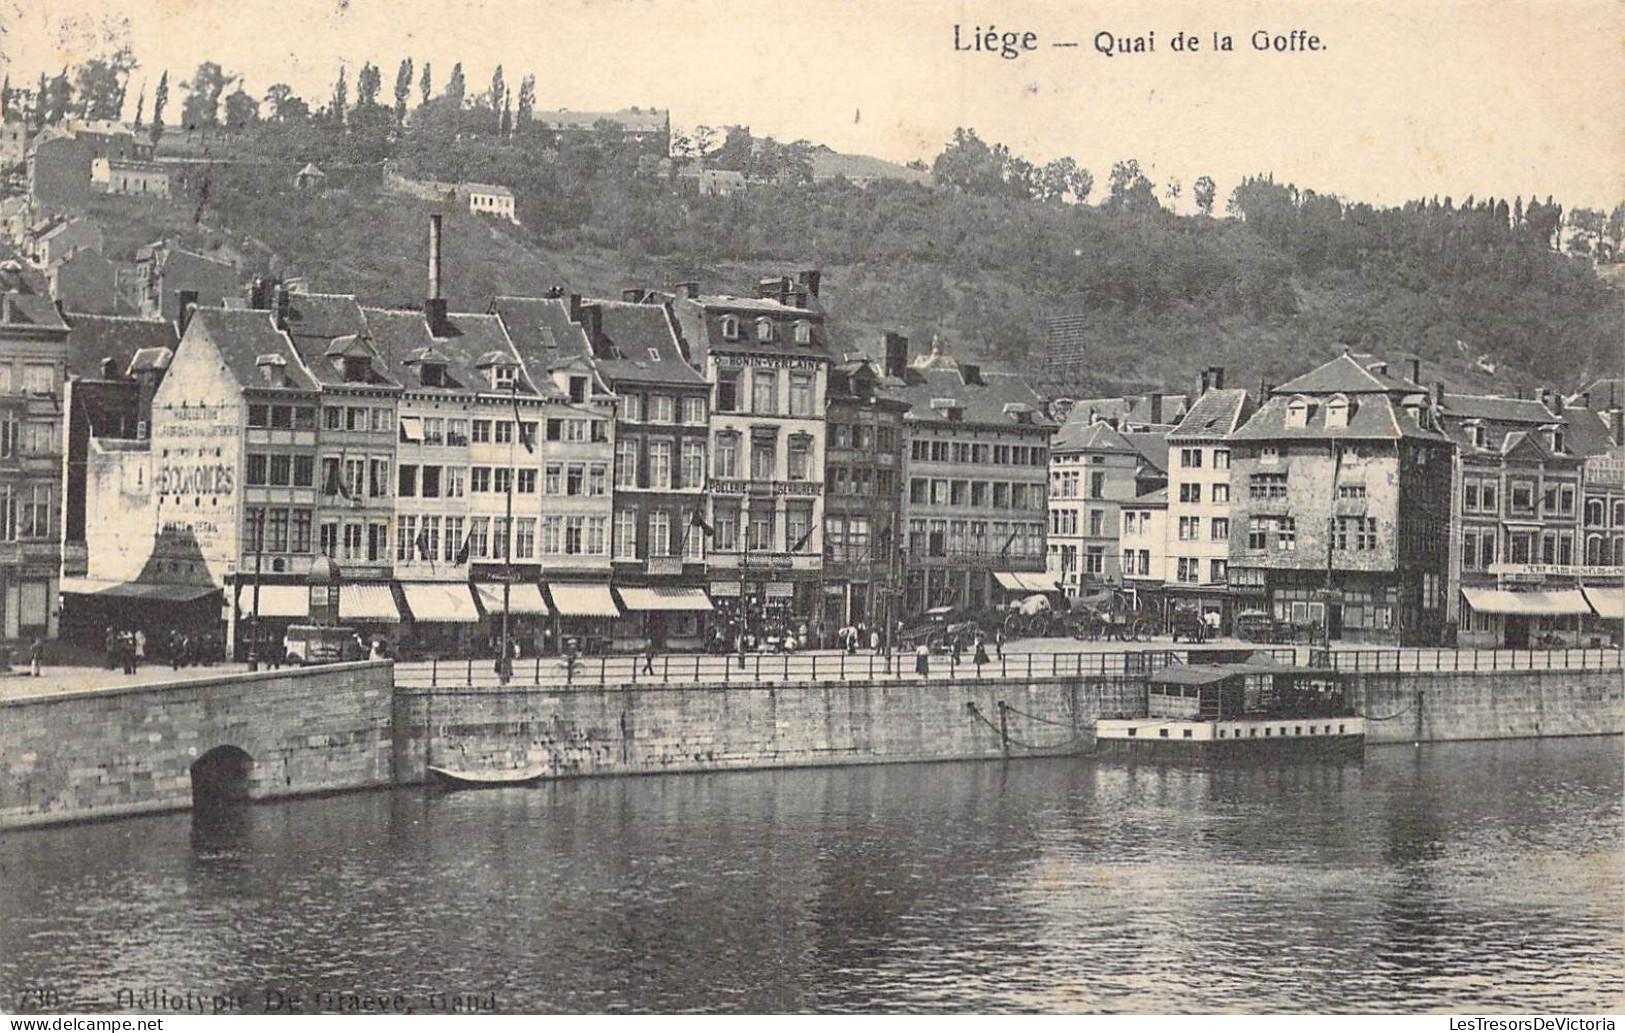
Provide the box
[401,582,480,623]
[236,585,310,618]
[548,582,620,618]
[60,578,217,603]
[474,582,550,616]
[1583,586,1624,620]
[616,586,714,612]
[340,583,401,622]
[1460,587,1592,616]
[994,572,1059,593]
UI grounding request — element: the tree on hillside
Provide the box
[180,62,230,129]
[32,73,46,128]
[1193,175,1217,215]
[691,125,719,158]
[1165,177,1182,209]
[149,70,168,142]
[1606,202,1625,253]
[223,86,258,130]
[500,92,512,138]
[73,48,138,121]
[419,62,433,107]
[1567,207,1604,256]
[932,128,1003,196]
[393,58,413,125]
[0,76,10,120]
[46,69,73,125]
[355,63,381,109]
[445,63,466,108]
[489,66,504,134]
[516,74,535,136]
[264,83,309,122]
[1038,157,1092,204]
[1105,159,1158,213]
[330,66,348,126]
[130,84,145,129]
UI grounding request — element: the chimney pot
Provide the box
[799,269,822,297]
[177,289,199,336]
[675,281,700,300]
[1433,381,1445,406]
[883,332,909,380]
[1150,392,1163,424]
[581,302,603,345]
[568,293,583,323]
[1409,357,1422,384]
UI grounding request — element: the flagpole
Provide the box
[500,380,516,684]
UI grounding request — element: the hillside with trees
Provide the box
[7,54,1621,398]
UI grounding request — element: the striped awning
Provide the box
[616,586,714,612]
[1461,587,1591,616]
[995,572,1058,593]
[401,582,480,623]
[548,582,620,618]
[236,585,310,618]
[60,578,217,603]
[340,583,401,621]
[475,582,551,616]
[1583,586,1623,620]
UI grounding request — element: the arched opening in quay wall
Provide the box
[190,745,254,809]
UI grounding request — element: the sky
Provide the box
[1,0,1621,210]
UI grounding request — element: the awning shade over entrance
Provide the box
[995,572,1058,593]
[616,587,714,612]
[236,585,310,618]
[60,578,217,603]
[401,582,480,622]
[1460,587,1591,616]
[1583,587,1624,620]
[548,583,620,618]
[340,584,401,622]
[475,582,550,616]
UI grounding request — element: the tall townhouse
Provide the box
[0,293,68,640]
[1118,486,1169,605]
[1164,377,1253,628]
[495,291,711,652]
[669,273,829,641]
[1578,423,1624,636]
[891,337,1054,614]
[1045,416,1166,597]
[1437,388,1617,647]
[1227,353,1453,645]
[147,305,320,655]
[823,345,909,634]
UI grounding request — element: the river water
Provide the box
[1,738,1620,1014]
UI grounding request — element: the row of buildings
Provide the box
[13,216,1054,657]
[1047,358,1625,646]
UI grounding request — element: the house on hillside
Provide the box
[92,157,171,198]
[465,183,517,223]
[26,218,104,270]
[530,107,670,155]
[48,249,119,315]
[293,163,327,191]
[134,242,243,322]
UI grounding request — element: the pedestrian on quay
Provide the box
[995,628,1005,659]
[104,626,117,670]
[168,630,181,671]
[974,636,989,670]
[29,636,43,677]
[914,641,930,678]
[134,629,146,667]
[120,631,136,675]
[642,640,656,677]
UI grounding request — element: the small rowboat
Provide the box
[426,765,546,790]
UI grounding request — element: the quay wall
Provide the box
[2,661,1620,831]
[1353,668,1623,744]
[0,662,395,829]
[390,677,1133,785]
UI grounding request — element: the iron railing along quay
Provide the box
[392,645,1621,690]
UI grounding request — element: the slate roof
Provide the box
[894,366,1054,430]
[1272,352,1425,395]
[1231,393,1449,442]
[1122,431,1171,473]
[588,300,705,386]
[0,293,69,330]
[1568,377,1623,410]
[63,313,177,380]
[1135,486,1169,506]
[488,295,593,379]
[1439,393,1558,424]
[187,307,316,393]
[1168,388,1253,441]
[1053,419,1135,453]
[362,307,549,398]
[464,182,513,198]
[279,292,398,389]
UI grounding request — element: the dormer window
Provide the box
[1325,393,1351,429]
[756,317,775,343]
[792,320,811,345]
[1467,421,1487,449]
[342,357,369,383]
[420,363,446,388]
[492,365,517,391]
[569,376,588,403]
[1549,426,1565,454]
[1286,395,1312,429]
[720,315,741,341]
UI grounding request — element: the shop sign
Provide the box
[765,582,795,598]
[709,581,742,597]
[714,354,821,371]
[1489,563,1623,578]
[711,478,823,497]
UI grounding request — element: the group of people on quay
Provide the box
[104,626,219,674]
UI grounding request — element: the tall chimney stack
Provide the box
[426,214,448,336]
[883,332,909,379]
[1409,357,1422,384]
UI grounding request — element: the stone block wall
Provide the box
[392,677,1140,785]
[0,662,395,829]
[1355,668,1624,744]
